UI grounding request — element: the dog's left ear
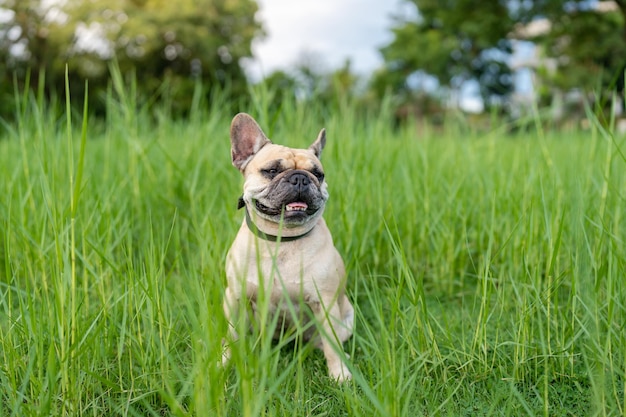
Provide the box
[309,128,326,159]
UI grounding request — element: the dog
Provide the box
[222,113,354,382]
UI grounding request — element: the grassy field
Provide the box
[0,87,625,416]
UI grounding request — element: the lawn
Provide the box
[0,89,625,416]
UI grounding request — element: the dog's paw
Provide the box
[328,362,352,383]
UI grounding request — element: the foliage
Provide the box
[377,0,514,113]
[0,0,263,116]
[257,59,368,116]
[1,82,625,416]
[522,0,626,115]
[376,0,626,120]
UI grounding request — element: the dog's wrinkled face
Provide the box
[231,113,328,227]
[242,144,328,225]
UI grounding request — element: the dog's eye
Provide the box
[262,168,279,178]
[312,169,325,182]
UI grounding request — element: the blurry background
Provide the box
[1,0,624,127]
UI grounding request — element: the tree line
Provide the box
[0,0,261,117]
[1,0,624,123]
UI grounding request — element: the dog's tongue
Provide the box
[286,202,308,212]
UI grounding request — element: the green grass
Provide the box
[0,86,625,416]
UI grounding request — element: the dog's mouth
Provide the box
[255,200,318,218]
[285,202,308,212]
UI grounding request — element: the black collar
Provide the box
[244,208,313,242]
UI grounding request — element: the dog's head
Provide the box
[230,113,329,233]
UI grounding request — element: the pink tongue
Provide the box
[287,202,308,210]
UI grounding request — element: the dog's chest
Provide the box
[227,231,338,300]
[247,240,327,299]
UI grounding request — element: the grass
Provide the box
[0,83,625,416]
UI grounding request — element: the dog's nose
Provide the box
[288,172,310,188]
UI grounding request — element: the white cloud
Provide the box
[245,0,402,79]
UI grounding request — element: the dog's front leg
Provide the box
[221,286,240,365]
[310,300,352,382]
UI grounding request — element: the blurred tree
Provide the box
[325,59,360,99]
[258,58,362,113]
[0,0,70,114]
[376,0,626,121]
[377,0,515,116]
[519,0,626,117]
[0,0,263,116]
[261,69,298,94]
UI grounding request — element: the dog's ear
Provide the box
[230,113,271,171]
[309,128,326,159]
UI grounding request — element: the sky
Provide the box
[243,0,406,80]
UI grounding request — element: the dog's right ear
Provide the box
[230,113,271,171]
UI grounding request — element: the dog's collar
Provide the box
[244,207,313,242]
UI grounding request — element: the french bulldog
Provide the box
[222,113,354,381]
